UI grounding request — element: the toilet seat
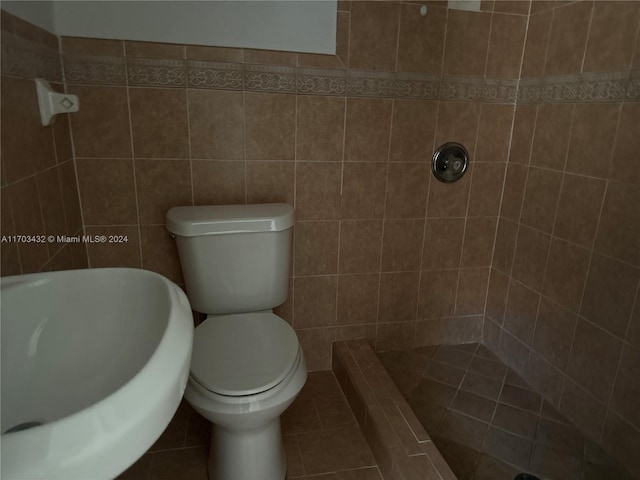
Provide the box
[190,312,299,397]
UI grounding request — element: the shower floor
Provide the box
[378,343,634,480]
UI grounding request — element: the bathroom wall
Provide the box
[0,10,86,275]
[484,1,640,474]
[2,0,639,475]
[58,0,528,372]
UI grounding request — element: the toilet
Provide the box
[166,203,307,480]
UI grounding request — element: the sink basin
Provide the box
[0,268,194,479]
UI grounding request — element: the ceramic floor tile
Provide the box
[483,426,533,467]
[499,384,542,413]
[434,345,475,369]
[437,411,488,450]
[425,360,466,388]
[433,436,480,480]
[468,356,507,381]
[492,403,539,439]
[450,390,496,423]
[529,444,582,480]
[315,394,358,430]
[379,343,634,480]
[335,466,384,480]
[410,377,457,407]
[534,418,584,457]
[284,434,305,478]
[296,427,376,475]
[147,446,208,480]
[473,454,521,480]
[460,371,503,400]
[282,395,323,434]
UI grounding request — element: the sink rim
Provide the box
[0,267,194,480]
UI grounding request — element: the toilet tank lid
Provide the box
[166,203,294,236]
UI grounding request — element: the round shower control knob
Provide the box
[432,142,469,183]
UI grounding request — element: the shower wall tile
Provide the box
[511,225,550,291]
[6,4,638,473]
[244,92,296,160]
[609,103,640,186]
[461,217,496,268]
[566,319,623,403]
[492,218,518,275]
[338,220,383,275]
[595,182,640,267]
[507,104,536,165]
[192,160,245,206]
[520,167,562,234]
[583,1,640,73]
[580,254,639,339]
[475,104,514,163]
[520,10,552,78]
[245,161,295,205]
[529,103,573,171]
[344,98,393,163]
[565,103,621,179]
[294,221,340,276]
[76,158,138,225]
[418,269,458,320]
[553,174,606,248]
[337,274,379,326]
[296,96,345,162]
[188,89,244,160]
[377,271,419,323]
[381,218,425,272]
[485,13,527,79]
[467,163,505,217]
[541,239,590,312]
[385,163,429,219]
[294,162,342,220]
[129,88,189,159]
[67,85,132,158]
[396,4,446,75]
[543,1,594,76]
[532,297,577,370]
[389,99,438,163]
[341,162,388,219]
[443,9,491,76]
[347,1,400,72]
[85,225,141,268]
[134,159,192,225]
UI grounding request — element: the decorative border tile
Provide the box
[127,57,186,87]
[518,71,640,103]
[13,35,638,105]
[441,76,518,103]
[187,60,243,90]
[62,54,126,85]
[244,64,297,93]
[1,33,62,82]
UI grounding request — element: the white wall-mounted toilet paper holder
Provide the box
[35,79,80,126]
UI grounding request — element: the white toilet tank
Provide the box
[166,203,294,315]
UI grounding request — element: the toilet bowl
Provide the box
[185,312,306,480]
[166,204,306,480]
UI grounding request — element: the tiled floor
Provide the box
[378,342,635,480]
[117,371,382,480]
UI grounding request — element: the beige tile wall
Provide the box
[52,1,530,373]
[0,11,87,275]
[2,0,639,476]
[484,1,640,475]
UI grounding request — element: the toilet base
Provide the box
[208,418,286,480]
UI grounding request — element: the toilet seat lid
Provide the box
[191,312,300,396]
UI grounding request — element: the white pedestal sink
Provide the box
[0,268,194,479]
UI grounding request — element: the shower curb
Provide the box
[332,339,456,480]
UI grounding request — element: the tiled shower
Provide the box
[1,0,639,477]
